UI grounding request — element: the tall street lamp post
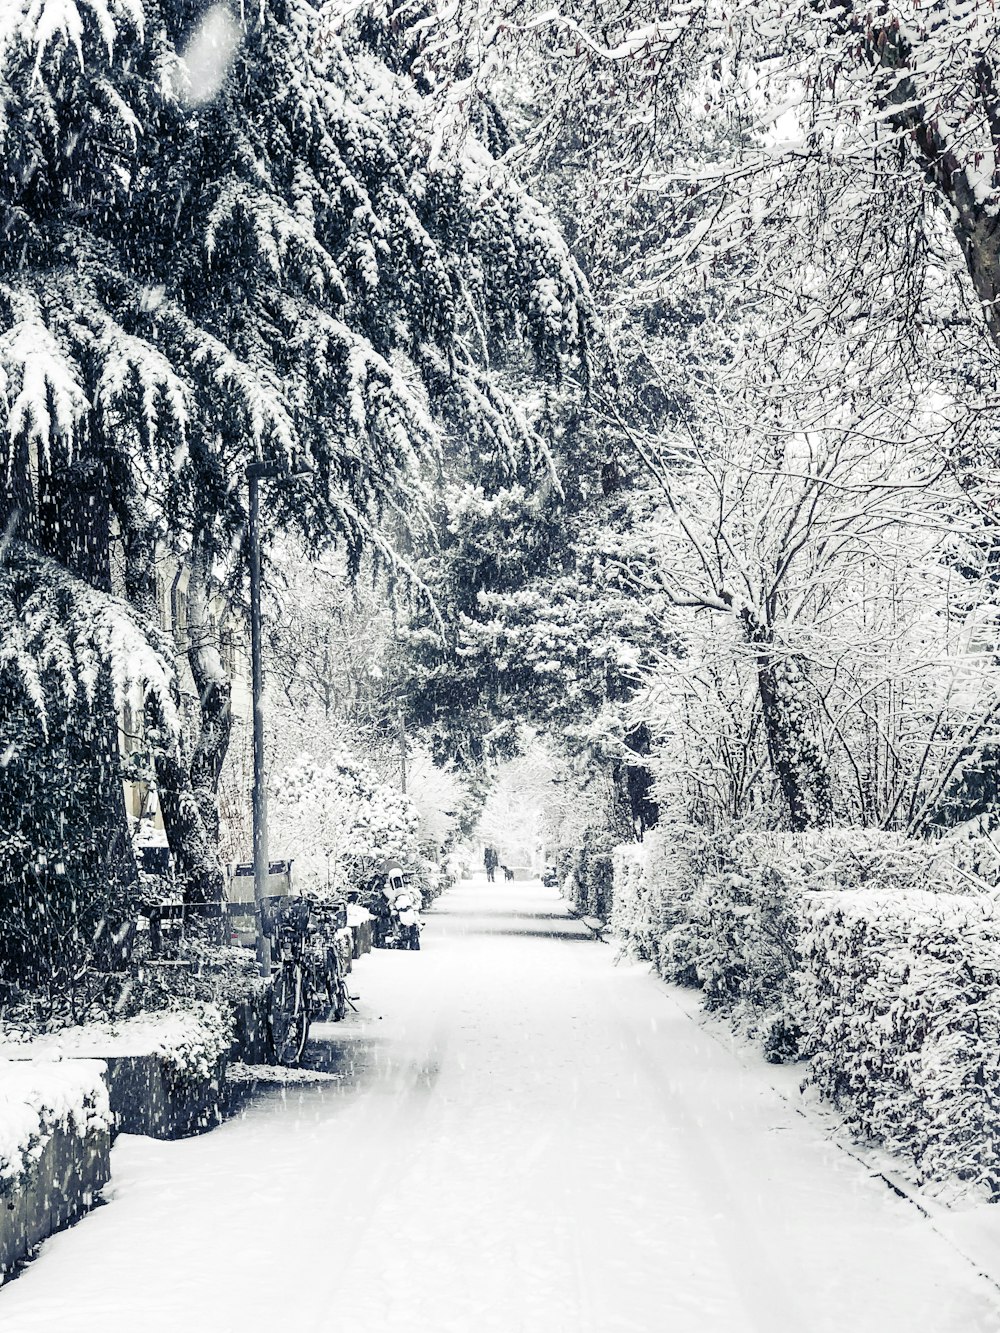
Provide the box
[248,460,316,969]
[247,460,282,975]
[247,458,313,974]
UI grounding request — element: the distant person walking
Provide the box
[484,846,499,883]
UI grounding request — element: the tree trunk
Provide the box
[117,510,228,927]
[608,760,640,843]
[624,723,659,834]
[186,541,233,848]
[141,544,230,930]
[149,719,227,916]
[862,24,1000,351]
[743,615,832,831]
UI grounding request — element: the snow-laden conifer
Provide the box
[0,0,592,945]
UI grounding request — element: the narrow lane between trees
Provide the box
[3,879,998,1333]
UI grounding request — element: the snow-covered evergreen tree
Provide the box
[0,0,591,983]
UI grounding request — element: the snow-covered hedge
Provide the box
[691,831,982,1051]
[563,830,616,918]
[611,827,702,981]
[797,891,1000,1197]
[610,843,650,952]
[612,828,984,1053]
[612,826,1000,1192]
[611,825,715,985]
[691,866,804,1058]
[0,1060,110,1185]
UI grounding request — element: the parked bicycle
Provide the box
[267,894,352,1066]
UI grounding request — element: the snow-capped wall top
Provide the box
[0,1005,232,1084]
[0,1058,110,1184]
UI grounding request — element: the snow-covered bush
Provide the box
[796,891,1000,1197]
[611,825,711,985]
[616,827,990,1059]
[271,751,438,903]
[140,1005,232,1085]
[936,821,1000,890]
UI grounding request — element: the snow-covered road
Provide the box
[4,878,1000,1332]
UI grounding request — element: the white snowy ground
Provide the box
[4,878,1000,1333]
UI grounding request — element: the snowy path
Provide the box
[4,878,1000,1333]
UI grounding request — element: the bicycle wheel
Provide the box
[269,963,310,1065]
[318,948,348,1022]
[332,973,348,1021]
[292,967,311,1064]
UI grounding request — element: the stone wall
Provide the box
[101,1054,226,1138]
[0,1060,112,1283]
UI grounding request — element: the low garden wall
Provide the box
[0,927,378,1277]
[228,979,275,1066]
[348,906,373,960]
[0,1060,112,1282]
[1,1005,231,1141]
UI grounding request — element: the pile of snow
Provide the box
[0,1005,232,1084]
[0,1060,110,1184]
[226,1063,342,1085]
